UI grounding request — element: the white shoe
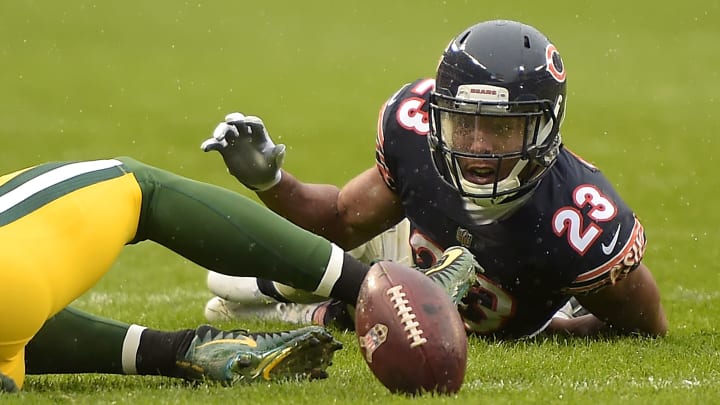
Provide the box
[552,297,589,320]
[552,300,575,320]
[207,272,325,304]
[204,296,319,325]
[206,274,276,305]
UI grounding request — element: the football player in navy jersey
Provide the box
[203,19,667,339]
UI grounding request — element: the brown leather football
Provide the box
[355,260,467,394]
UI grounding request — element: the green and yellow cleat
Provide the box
[177,325,342,384]
[421,246,480,306]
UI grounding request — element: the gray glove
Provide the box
[201,112,286,191]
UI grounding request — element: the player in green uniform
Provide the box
[0,156,350,392]
[0,156,473,392]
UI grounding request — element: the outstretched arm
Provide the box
[202,112,405,250]
[258,168,404,250]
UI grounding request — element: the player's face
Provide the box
[444,114,528,185]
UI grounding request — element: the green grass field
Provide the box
[1,1,719,403]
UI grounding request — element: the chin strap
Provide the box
[455,157,528,205]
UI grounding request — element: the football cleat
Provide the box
[552,300,575,320]
[553,297,591,320]
[567,296,590,317]
[305,299,355,330]
[204,296,275,322]
[204,296,319,325]
[177,324,342,384]
[421,246,479,305]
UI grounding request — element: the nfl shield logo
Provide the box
[456,227,472,247]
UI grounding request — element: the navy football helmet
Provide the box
[429,20,567,206]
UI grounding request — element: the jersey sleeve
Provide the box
[563,215,646,294]
[554,149,649,295]
[375,79,434,192]
[375,94,398,191]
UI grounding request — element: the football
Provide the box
[354,260,468,395]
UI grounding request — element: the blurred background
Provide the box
[0,0,718,327]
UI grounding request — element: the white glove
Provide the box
[201,112,286,191]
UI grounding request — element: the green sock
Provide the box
[25,306,130,374]
[26,306,199,377]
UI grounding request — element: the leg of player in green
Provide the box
[26,307,128,375]
[122,156,365,303]
[2,157,473,390]
[0,157,360,390]
[22,156,363,385]
[25,306,341,383]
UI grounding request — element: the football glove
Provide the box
[201,112,286,191]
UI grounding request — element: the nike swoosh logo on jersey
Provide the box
[423,247,464,276]
[601,223,622,255]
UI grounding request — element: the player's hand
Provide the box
[201,112,286,191]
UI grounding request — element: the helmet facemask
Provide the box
[429,87,562,206]
[427,20,567,208]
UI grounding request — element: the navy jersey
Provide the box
[376,79,647,339]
